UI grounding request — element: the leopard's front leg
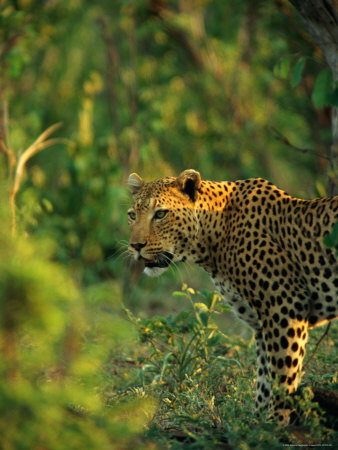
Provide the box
[260,315,309,424]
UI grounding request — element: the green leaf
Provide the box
[174,311,192,323]
[323,221,338,248]
[215,303,232,313]
[291,57,306,88]
[280,57,291,79]
[199,311,209,327]
[207,334,221,347]
[323,234,334,248]
[312,68,332,108]
[200,289,214,307]
[274,57,291,79]
[173,291,187,297]
[330,222,338,242]
[327,86,338,107]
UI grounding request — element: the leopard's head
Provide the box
[127,169,201,277]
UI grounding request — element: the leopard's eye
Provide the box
[153,209,168,220]
[128,210,136,220]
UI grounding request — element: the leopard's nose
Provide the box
[130,242,147,251]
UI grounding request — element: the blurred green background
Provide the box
[2,0,333,294]
[0,0,336,448]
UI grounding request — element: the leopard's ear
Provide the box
[177,169,201,202]
[128,173,144,195]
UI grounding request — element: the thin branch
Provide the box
[97,18,119,136]
[271,127,330,161]
[127,8,140,172]
[0,139,9,157]
[97,17,129,172]
[303,323,331,371]
[0,33,23,63]
[3,99,11,150]
[0,100,16,182]
[149,0,204,69]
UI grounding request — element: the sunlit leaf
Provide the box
[274,57,291,79]
[173,291,187,297]
[291,57,306,88]
[194,302,208,311]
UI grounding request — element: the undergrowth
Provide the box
[107,285,338,449]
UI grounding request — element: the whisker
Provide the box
[159,251,186,284]
[169,261,184,284]
[176,258,194,283]
[105,241,130,262]
[106,249,130,263]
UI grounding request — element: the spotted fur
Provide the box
[127,169,338,423]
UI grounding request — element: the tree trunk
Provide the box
[289,0,338,195]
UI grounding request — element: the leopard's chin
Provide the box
[144,266,169,277]
[142,251,173,277]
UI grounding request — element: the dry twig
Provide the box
[9,122,68,235]
[0,114,68,235]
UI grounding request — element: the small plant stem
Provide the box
[0,101,16,183]
[303,323,331,371]
[9,191,16,237]
[178,330,201,383]
[180,330,200,368]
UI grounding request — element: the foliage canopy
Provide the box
[0,0,337,448]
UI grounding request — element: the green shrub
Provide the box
[0,198,156,449]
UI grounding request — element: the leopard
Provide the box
[127,169,338,423]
